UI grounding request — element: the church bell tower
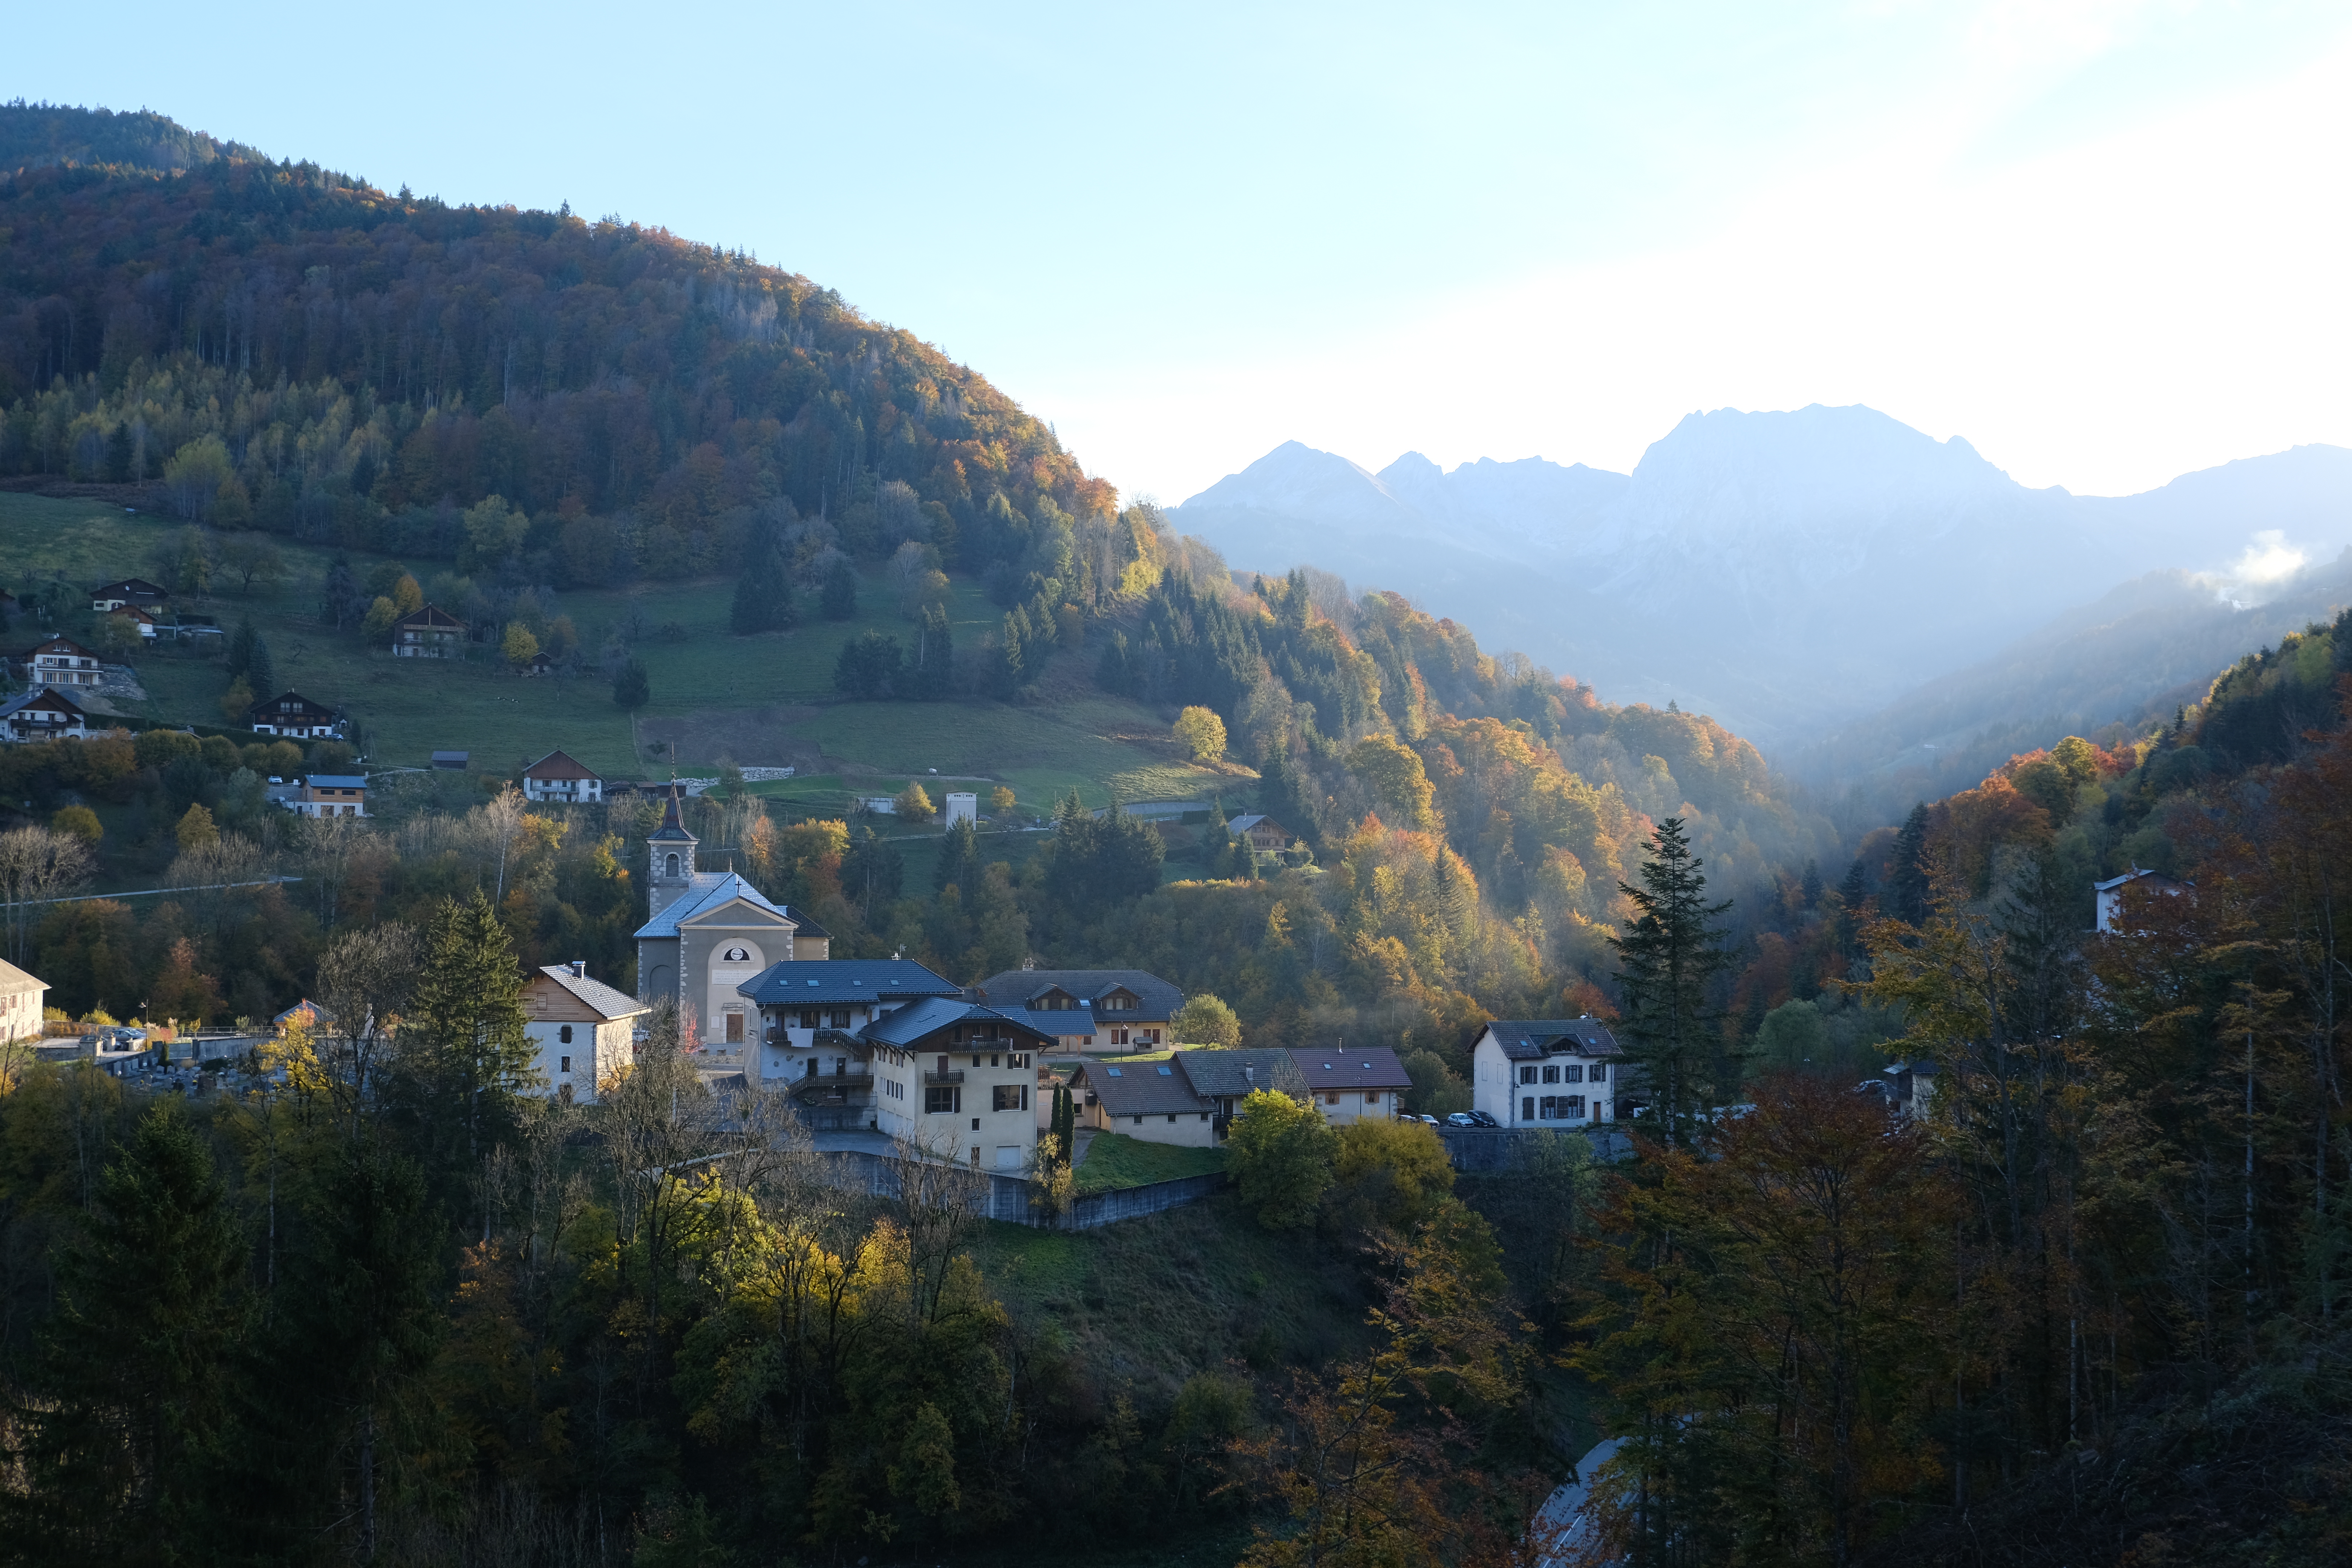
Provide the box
[647,784,698,921]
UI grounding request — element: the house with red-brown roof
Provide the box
[522,749,602,804]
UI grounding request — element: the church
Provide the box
[632,787,830,1057]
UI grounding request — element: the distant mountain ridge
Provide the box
[1171,407,2352,751]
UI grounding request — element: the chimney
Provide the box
[570,959,585,978]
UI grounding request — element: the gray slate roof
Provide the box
[1077,1059,1210,1118]
[1171,1047,1307,1099]
[737,959,960,1007]
[536,965,648,1020]
[632,872,792,939]
[857,996,1058,1050]
[973,968,1181,1020]
[1289,1046,1413,1090]
[1483,1018,1623,1060]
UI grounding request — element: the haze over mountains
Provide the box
[1171,405,2352,770]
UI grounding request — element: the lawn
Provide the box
[0,495,1265,806]
[1073,1132,1228,1194]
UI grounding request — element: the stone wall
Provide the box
[817,1150,1223,1230]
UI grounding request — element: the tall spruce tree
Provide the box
[13,1104,247,1565]
[935,815,979,895]
[1610,817,1733,1146]
[730,534,797,634]
[397,890,535,1180]
[1885,803,1932,925]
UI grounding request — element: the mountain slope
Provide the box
[1172,409,2352,749]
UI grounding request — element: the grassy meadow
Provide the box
[0,495,1259,809]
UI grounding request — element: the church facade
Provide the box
[632,787,829,1059]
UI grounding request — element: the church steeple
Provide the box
[647,785,698,920]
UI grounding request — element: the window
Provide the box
[1365,1091,1381,1104]
[1522,1096,1534,1121]
[1542,1065,1559,1084]
[972,1117,980,1130]
[665,853,680,877]
[559,1024,574,1044]
[1324,1092,1339,1106]
[1519,1065,1537,1085]
[1539,1096,1556,1119]
[1590,1063,1608,1083]
[799,1009,819,1029]
[828,1009,850,1029]
[560,1056,571,1073]
[926,1086,960,1114]
[992,1084,1025,1112]
[1562,1064,1584,1083]
[1564,1095,1586,1118]
[1133,1115,1144,1125]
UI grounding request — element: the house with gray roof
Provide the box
[633,786,828,1056]
[1170,1047,1308,1137]
[1470,1017,1624,1127]
[1290,1046,1412,1127]
[525,960,649,1105]
[972,966,1182,1051]
[736,957,962,1125]
[1072,1057,1216,1147]
[862,998,1055,1169]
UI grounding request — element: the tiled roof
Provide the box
[306,774,368,789]
[524,748,599,781]
[1482,1018,1623,1060]
[1170,1047,1307,1099]
[29,635,96,658]
[857,997,1057,1050]
[972,968,1182,1020]
[737,959,961,1007]
[536,964,647,1020]
[1077,1059,1210,1118]
[632,873,791,939]
[0,688,87,720]
[394,603,465,629]
[1288,1046,1413,1090]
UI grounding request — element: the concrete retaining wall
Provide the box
[1440,1126,1627,1171]
[817,1150,1223,1229]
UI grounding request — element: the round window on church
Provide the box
[723,946,751,963]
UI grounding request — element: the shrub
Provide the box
[1224,1088,1336,1230]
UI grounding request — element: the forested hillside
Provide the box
[1574,613,2352,1564]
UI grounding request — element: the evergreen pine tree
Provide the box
[1836,856,1868,909]
[997,612,1025,696]
[1885,803,1932,925]
[913,602,953,696]
[935,815,979,895]
[15,1105,247,1562]
[820,556,858,620]
[1799,859,1822,908]
[731,535,797,634]
[227,617,256,679]
[398,890,536,1179]
[246,636,274,700]
[1609,817,1733,1147]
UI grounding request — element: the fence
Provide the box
[816,1149,1225,1230]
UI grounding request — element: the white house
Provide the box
[248,691,343,739]
[0,689,92,743]
[1070,1056,1218,1147]
[1471,1017,1623,1127]
[735,957,962,1123]
[522,749,602,804]
[524,962,648,1104]
[292,774,368,818]
[944,792,977,828]
[0,958,47,1043]
[2094,867,2188,934]
[865,997,1053,1169]
[1287,1046,1411,1126]
[24,636,102,691]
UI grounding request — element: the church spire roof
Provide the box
[648,783,697,843]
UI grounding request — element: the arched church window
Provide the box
[665,853,680,877]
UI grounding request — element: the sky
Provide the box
[11,1,2352,503]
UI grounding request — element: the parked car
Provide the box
[1444,1112,1478,1127]
[1466,1110,1500,1128]
[1417,1114,1440,1126]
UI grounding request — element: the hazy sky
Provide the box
[14,2,2352,503]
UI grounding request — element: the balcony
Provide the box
[923,1070,965,1086]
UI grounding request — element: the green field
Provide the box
[0,494,1263,805]
[1073,1132,1228,1193]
